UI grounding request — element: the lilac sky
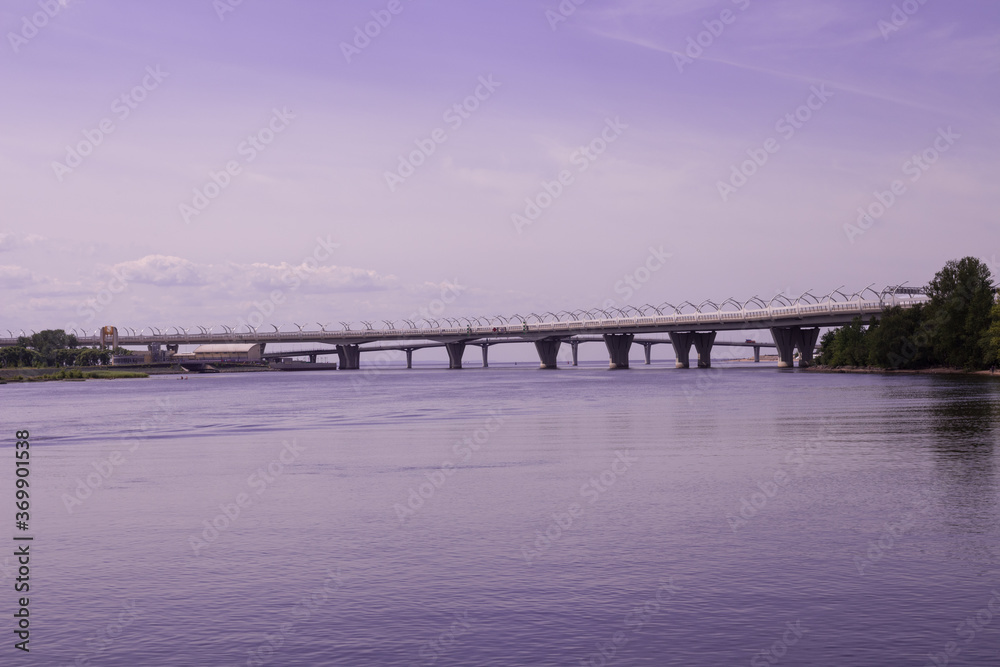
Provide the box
[1,0,998,343]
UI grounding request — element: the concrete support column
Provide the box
[770,328,797,368]
[446,342,466,369]
[670,332,694,368]
[570,341,579,366]
[336,344,360,370]
[692,331,717,368]
[603,333,634,369]
[308,354,317,364]
[754,346,760,363]
[534,338,561,369]
[166,343,179,353]
[404,348,413,369]
[642,342,652,365]
[796,328,821,368]
[770,327,822,368]
[481,345,489,368]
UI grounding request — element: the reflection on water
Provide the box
[3,366,999,665]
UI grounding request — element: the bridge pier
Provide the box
[603,333,633,369]
[336,344,360,370]
[754,346,760,363]
[670,332,693,368]
[641,342,653,365]
[446,342,466,369]
[404,348,413,369]
[797,328,821,367]
[670,332,716,368]
[693,331,717,368]
[308,354,317,364]
[570,341,579,366]
[770,327,821,368]
[475,343,495,368]
[534,338,561,369]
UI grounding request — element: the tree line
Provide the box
[0,330,117,368]
[817,257,1000,370]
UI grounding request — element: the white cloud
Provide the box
[0,232,46,252]
[112,255,211,287]
[103,255,398,293]
[238,261,397,293]
[0,265,36,288]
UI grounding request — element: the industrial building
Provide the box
[187,343,263,361]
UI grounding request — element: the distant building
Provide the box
[111,354,147,366]
[191,343,263,361]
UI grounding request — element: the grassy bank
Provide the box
[0,368,149,383]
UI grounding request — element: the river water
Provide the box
[3,363,999,666]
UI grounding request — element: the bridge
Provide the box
[1,285,927,370]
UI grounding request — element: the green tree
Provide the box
[17,329,78,356]
[818,316,871,367]
[0,346,28,368]
[54,348,79,367]
[75,348,111,366]
[982,300,1000,368]
[866,304,926,369]
[922,257,994,369]
[12,329,83,367]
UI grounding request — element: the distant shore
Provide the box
[0,368,149,383]
[804,365,998,377]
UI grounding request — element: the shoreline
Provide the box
[804,365,998,377]
[0,364,275,382]
[0,369,149,383]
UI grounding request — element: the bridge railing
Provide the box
[0,289,928,347]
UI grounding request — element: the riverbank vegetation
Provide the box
[816,257,1000,371]
[1,369,148,383]
[0,329,124,368]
